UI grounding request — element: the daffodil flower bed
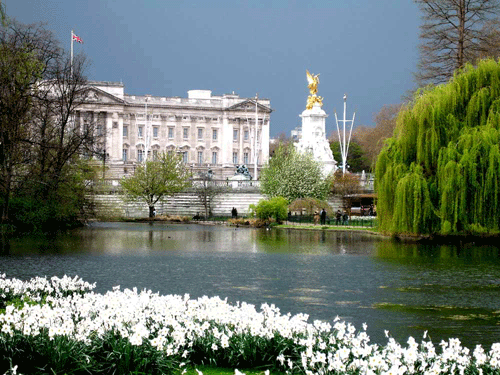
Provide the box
[1,274,499,375]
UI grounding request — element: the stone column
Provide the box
[260,116,270,165]
[221,114,232,167]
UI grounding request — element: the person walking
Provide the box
[336,210,342,225]
[342,211,349,225]
[320,208,327,225]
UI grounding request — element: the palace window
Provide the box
[232,152,238,164]
[212,129,218,141]
[123,125,128,137]
[153,126,159,138]
[168,127,174,139]
[138,126,144,138]
[122,149,128,161]
[244,130,249,141]
[233,129,238,141]
[212,151,217,165]
[153,149,158,160]
[243,152,249,164]
[137,149,144,162]
[198,128,203,140]
[198,151,203,165]
[183,128,189,139]
[182,151,188,163]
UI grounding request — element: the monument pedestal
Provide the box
[296,103,336,176]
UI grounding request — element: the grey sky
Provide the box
[4,0,421,137]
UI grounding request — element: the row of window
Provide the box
[122,149,251,165]
[122,126,253,141]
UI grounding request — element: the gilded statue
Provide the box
[306,70,323,110]
[306,70,320,95]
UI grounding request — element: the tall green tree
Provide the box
[0,41,43,222]
[121,153,191,217]
[376,59,500,235]
[0,18,101,230]
[415,0,500,86]
[260,143,328,202]
[0,20,60,223]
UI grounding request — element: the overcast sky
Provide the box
[4,0,421,137]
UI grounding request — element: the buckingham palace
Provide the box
[76,81,271,179]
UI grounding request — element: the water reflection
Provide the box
[1,223,500,348]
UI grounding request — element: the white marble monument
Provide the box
[295,71,337,176]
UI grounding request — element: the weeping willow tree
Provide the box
[376,59,500,236]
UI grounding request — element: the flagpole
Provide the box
[254,93,258,181]
[70,30,74,77]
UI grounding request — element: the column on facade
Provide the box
[221,114,233,167]
[238,118,243,165]
[117,113,124,163]
[93,111,104,156]
[108,112,123,163]
[105,112,114,161]
[220,113,229,167]
[261,115,270,165]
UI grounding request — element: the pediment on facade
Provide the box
[226,100,272,113]
[83,87,125,104]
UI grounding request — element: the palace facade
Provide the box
[77,81,271,179]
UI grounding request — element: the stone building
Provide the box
[76,81,272,179]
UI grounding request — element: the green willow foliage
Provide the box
[376,59,500,235]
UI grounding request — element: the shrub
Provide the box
[254,197,288,223]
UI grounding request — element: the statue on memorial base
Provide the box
[297,70,337,176]
[306,70,324,110]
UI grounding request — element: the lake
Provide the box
[1,222,499,349]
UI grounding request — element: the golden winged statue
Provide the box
[306,70,320,95]
[306,70,323,109]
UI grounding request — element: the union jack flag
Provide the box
[72,33,83,44]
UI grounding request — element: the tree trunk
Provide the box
[149,205,155,218]
[458,0,466,69]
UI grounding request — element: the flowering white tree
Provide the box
[260,143,328,203]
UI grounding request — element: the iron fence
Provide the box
[286,215,377,227]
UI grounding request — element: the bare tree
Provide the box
[28,54,99,199]
[353,104,401,167]
[0,2,7,26]
[0,19,102,225]
[193,171,227,218]
[269,132,293,157]
[415,0,500,86]
[473,18,500,60]
[0,21,59,221]
[329,171,362,213]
